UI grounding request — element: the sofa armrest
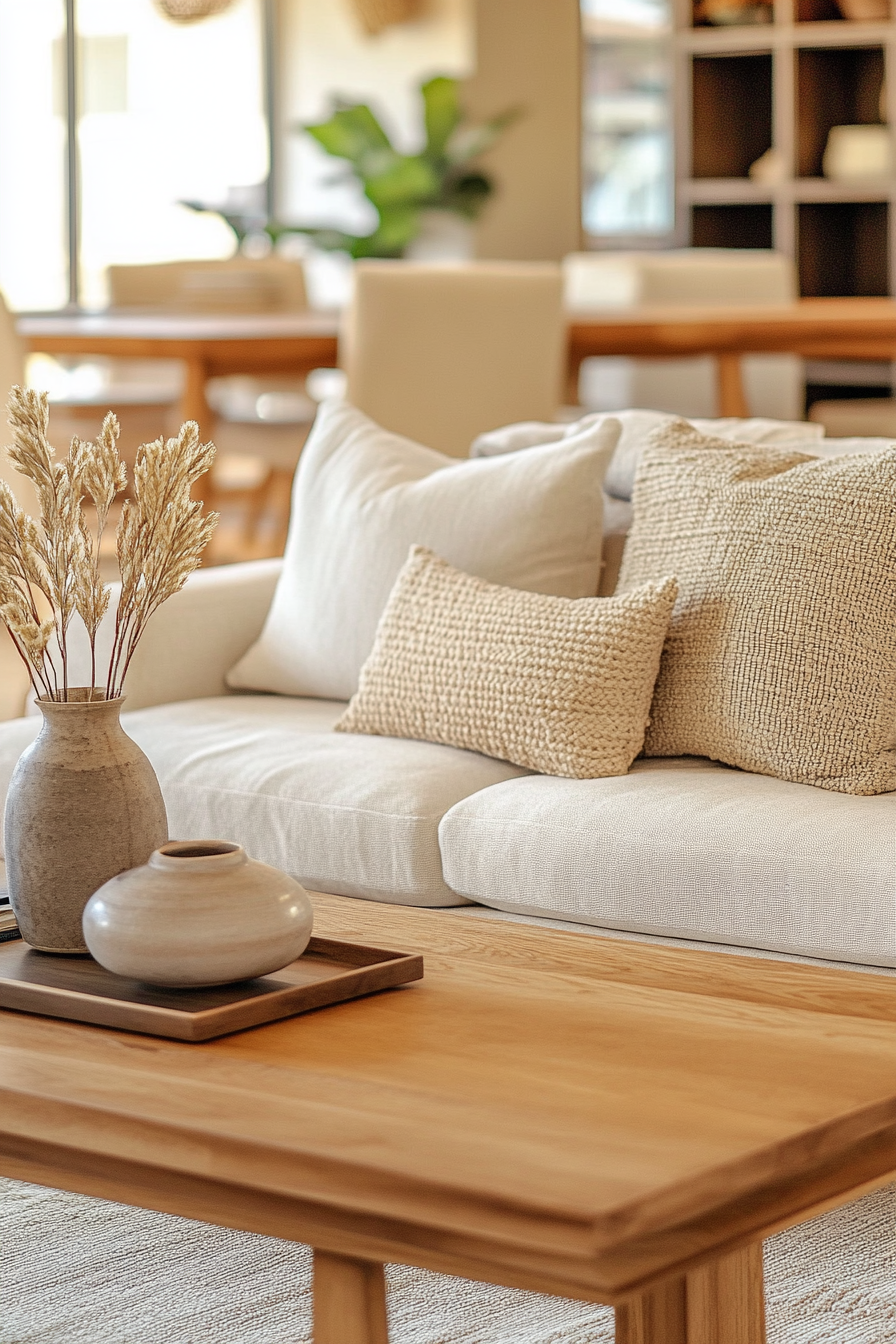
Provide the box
[63,558,282,713]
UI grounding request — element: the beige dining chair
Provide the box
[107,255,308,313]
[107,256,313,555]
[342,261,566,457]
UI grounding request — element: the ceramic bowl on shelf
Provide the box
[823,124,892,181]
[835,0,889,18]
[82,840,313,987]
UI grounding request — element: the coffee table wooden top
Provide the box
[0,893,894,1309]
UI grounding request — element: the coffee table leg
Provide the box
[615,1244,765,1344]
[312,1248,389,1344]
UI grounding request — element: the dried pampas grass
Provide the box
[0,386,218,702]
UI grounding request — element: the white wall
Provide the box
[278,0,474,234]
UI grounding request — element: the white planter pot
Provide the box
[83,840,313,987]
[405,211,475,263]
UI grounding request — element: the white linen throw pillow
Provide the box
[471,410,824,500]
[227,400,620,701]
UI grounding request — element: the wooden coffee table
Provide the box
[0,893,894,1343]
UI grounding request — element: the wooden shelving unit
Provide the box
[675,0,896,296]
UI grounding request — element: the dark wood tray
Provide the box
[0,937,423,1042]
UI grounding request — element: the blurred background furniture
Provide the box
[564,249,802,419]
[107,257,308,314]
[809,396,896,436]
[342,261,566,457]
[17,307,341,556]
[108,257,318,555]
[565,297,896,417]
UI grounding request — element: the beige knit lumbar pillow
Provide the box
[335,546,678,779]
[617,421,896,795]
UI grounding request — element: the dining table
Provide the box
[18,296,896,424]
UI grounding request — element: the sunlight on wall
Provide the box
[0,0,68,310]
[0,0,266,311]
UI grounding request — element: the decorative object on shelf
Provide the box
[835,0,889,19]
[823,124,892,181]
[83,841,314,988]
[352,0,423,36]
[693,0,772,24]
[0,386,218,953]
[153,0,236,21]
[748,147,787,185]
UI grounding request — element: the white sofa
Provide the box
[1,523,894,971]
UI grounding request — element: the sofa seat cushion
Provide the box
[438,758,896,965]
[0,697,529,908]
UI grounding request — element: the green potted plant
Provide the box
[185,76,520,261]
[293,75,521,259]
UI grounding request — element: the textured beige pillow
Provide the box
[618,421,896,794]
[336,546,677,779]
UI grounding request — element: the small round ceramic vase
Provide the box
[4,690,168,955]
[82,840,314,987]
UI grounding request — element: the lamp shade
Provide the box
[154,0,236,22]
[351,0,423,34]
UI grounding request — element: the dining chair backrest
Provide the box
[107,256,307,313]
[342,261,565,457]
[563,248,797,309]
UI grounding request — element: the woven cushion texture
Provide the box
[618,422,896,794]
[336,546,677,778]
[227,401,619,702]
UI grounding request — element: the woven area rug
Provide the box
[0,1178,893,1343]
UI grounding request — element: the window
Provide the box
[0,0,268,311]
[581,0,674,241]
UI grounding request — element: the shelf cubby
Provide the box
[795,0,849,22]
[797,200,889,294]
[691,53,773,177]
[676,6,896,300]
[796,45,885,176]
[691,202,775,247]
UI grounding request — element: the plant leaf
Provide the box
[304,103,393,173]
[438,170,493,220]
[446,106,523,165]
[364,155,440,211]
[421,76,461,160]
[353,206,422,258]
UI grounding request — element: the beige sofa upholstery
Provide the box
[438,761,896,967]
[0,541,893,965]
[2,413,893,967]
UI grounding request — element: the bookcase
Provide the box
[676,0,896,297]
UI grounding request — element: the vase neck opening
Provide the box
[150,841,246,874]
[38,689,124,718]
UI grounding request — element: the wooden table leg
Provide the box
[616,1244,765,1344]
[181,355,215,506]
[616,1274,687,1343]
[716,352,750,418]
[566,349,584,406]
[181,355,211,436]
[313,1248,389,1344]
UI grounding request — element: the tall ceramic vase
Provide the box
[3,689,168,954]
